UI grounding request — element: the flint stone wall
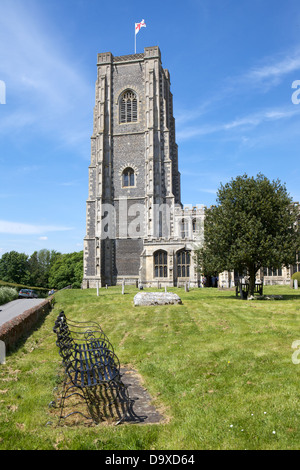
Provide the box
[0,298,53,351]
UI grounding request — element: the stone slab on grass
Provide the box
[134,292,182,306]
[121,368,165,424]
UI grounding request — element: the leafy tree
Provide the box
[0,251,30,284]
[48,251,83,290]
[196,174,300,296]
[28,249,60,287]
[27,251,39,285]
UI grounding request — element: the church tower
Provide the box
[83,46,204,289]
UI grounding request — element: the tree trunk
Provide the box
[248,265,256,297]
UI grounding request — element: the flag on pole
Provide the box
[135,19,146,35]
[134,19,146,53]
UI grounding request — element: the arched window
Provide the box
[154,250,168,278]
[181,218,189,238]
[177,250,191,278]
[120,90,137,123]
[122,167,135,187]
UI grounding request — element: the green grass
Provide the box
[0,285,299,450]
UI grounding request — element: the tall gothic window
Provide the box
[122,167,135,187]
[177,250,191,278]
[154,250,168,278]
[120,90,138,123]
[181,218,189,238]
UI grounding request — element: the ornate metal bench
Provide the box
[53,311,130,425]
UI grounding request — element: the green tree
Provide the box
[48,251,83,290]
[196,174,300,296]
[28,249,60,287]
[0,251,29,284]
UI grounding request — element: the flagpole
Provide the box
[134,20,146,54]
[134,24,136,53]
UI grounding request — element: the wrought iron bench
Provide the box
[53,311,130,425]
[235,281,263,299]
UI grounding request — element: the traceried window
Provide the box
[192,219,197,233]
[177,250,191,278]
[122,167,135,187]
[180,219,189,238]
[154,250,168,278]
[263,267,283,276]
[120,90,138,123]
[192,218,201,234]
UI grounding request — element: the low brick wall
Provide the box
[0,298,53,351]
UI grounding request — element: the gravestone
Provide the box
[134,292,182,306]
[0,341,5,365]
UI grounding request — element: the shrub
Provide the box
[0,287,18,306]
[292,272,300,285]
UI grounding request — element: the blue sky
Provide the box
[0,0,299,256]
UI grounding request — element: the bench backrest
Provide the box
[53,311,115,355]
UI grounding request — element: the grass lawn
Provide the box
[0,285,299,450]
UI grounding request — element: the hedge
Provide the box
[291,272,300,284]
[0,287,18,306]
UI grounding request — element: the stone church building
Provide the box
[82,46,299,289]
[82,46,205,289]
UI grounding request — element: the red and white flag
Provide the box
[135,19,146,35]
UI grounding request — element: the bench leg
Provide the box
[57,378,95,424]
[56,378,129,425]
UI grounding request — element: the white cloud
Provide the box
[0,220,73,235]
[0,0,92,153]
[246,53,300,83]
[176,48,300,140]
[177,106,300,141]
[176,46,300,143]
